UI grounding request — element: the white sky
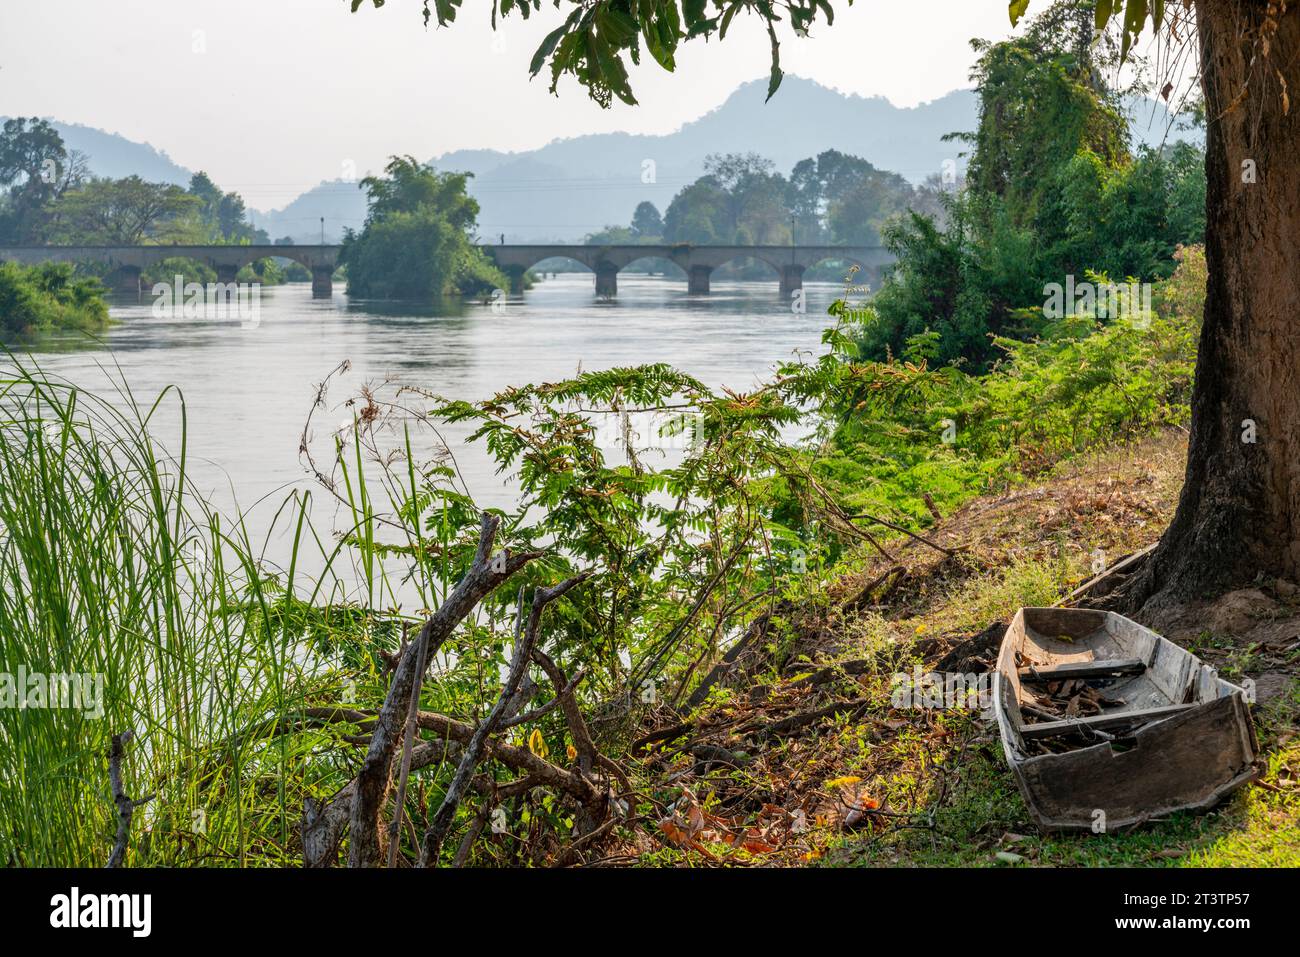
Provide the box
[0,0,1017,209]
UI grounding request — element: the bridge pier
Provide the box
[215,263,240,285]
[779,264,805,296]
[505,265,528,295]
[113,265,142,297]
[594,263,618,298]
[311,267,334,299]
[688,265,712,295]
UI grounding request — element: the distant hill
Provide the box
[0,117,195,186]
[9,76,1199,245]
[260,77,983,243]
[260,76,1196,244]
[251,179,368,245]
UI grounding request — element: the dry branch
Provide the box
[418,571,590,866]
[105,730,152,869]
[347,513,541,867]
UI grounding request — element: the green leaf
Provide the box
[530,23,569,76]
[766,23,782,101]
[1008,0,1030,26]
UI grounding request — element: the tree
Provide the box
[188,171,264,242]
[663,179,727,244]
[862,7,1204,370]
[339,155,505,299]
[47,176,199,244]
[0,118,74,243]
[355,0,1300,610]
[630,200,663,238]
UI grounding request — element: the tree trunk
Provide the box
[1126,3,1300,617]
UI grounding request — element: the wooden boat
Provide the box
[993,607,1258,832]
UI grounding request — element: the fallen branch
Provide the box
[386,622,431,868]
[418,571,591,867]
[684,608,776,709]
[848,511,957,557]
[743,697,872,740]
[105,730,153,869]
[1057,543,1157,607]
[347,513,541,868]
[841,565,906,612]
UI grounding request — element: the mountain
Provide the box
[0,117,196,186]
[258,76,1195,244]
[248,179,369,245]
[11,77,1199,244]
[258,77,982,243]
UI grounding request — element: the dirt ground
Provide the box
[617,430,1300,866]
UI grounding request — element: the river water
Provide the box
[21,275,844,593]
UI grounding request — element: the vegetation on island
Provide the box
[338,156,508,300]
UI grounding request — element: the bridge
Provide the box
[0,243,893,299]
[482,243,892,296]
[0,244,343,297]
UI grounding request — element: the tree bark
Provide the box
[1124,2,1300,616]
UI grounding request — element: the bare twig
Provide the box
[106,730,153,869]
[386,622,430,868]
[848,512,957,557]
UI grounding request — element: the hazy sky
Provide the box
[0,1,1017,210]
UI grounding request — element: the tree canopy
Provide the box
[339,155,507,299]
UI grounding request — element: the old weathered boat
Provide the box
[993,607,1258,831]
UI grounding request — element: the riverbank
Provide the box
[6,250,1293,868]
[625,429,1300,867]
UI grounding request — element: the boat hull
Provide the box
[994,608,1258,832]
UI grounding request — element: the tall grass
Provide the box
[0,358,371,866]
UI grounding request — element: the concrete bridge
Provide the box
[483,243,892,296]
[0,243,892,299]
[0,244,343,297]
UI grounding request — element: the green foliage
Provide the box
[864,2,1205,369]
[0,261,109,338]
[0,363,354,865]
[631,200,664,238]
[664,153,790,245]
[657,149,921,256]
[187,171,270,244]
[0,121,266,249]
[339,156,507,300]
[806,246,1203,525]
[47,175,201,245]
[353,0,838,107]
[0,117,79,243]
[353,0,1172,109]
[378,363,817,699]
[0,238,1207,865]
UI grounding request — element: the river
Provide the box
[20,274,846,595]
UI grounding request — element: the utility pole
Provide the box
[320,217,325,245]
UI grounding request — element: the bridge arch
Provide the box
[617,254,686,280]
[802,252,882,291]
[501,255,596,295]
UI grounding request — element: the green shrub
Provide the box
[0,261,109,338]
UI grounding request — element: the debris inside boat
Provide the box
[993,607,1259,832]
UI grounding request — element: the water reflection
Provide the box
[14,274,844,594]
